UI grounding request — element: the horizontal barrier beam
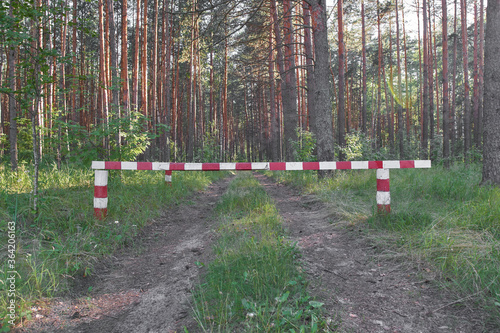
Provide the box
[92,160,431,171]
[92,160,431,219]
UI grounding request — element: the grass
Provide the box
[0,162,226,331]
[191,172,338,332]
[269,164,500,327]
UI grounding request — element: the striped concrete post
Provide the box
[376,169,390,213]
[165,170,172,186]
[94,170,108,219]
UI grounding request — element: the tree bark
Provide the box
[442,0,451,167]
[478,0,484,152]
[395,0,404,158]
[121,0,130,118]
[271,0,285,160]
[472,0,480,149]
[310,0,335,166]
[337,0,346,160]
[361,1,367,135]
[107,0,120,152]
[132,0,140,110]
[428,2,435,160]
[59,0,69,166]
[141,0,148,119]
[7,4,17,171]
[451,0,458,157]
[151,0,159,145]
[482,0,500,185]
[421,0,429,159]
[282,0,299,160]
[461,0,471,162]
[376,0,383,150]
[269,19,279,161]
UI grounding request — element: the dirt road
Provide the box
[19,173,490,332]
[257,173,489,333]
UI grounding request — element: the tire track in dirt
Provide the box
[18,175,233,333]
[256,173,490,333]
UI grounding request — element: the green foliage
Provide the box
[192,173,337,332]
[336,131,393,161]
[0,164,225,329]
[292,129,317,162]
[195,123,221,163]
[44,112,159,165]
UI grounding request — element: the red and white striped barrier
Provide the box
[91,160,431,171]
[376,169,391,213]
[94,170,108,219]
[165,170,172,186]
[91,160,430,218]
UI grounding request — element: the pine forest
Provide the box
[0,0,496,170]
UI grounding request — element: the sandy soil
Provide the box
[16,173,493,333]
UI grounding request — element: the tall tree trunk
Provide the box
[395,0,404,157]
[428,1,435,160]
[338,0,346,160]
[472,0,480,149]
[281,0,298,161]
[442,0,451,167]
[141,0,148,120]
[132,0,140,111]
[310,0,335,167]
[481,0,500,185]
[451,0,458,157]
[271,0,285,159]
[107,0,120,154]
[387,17,395,155]
[151,0,159,155]
[222,26,228,159]
[121,0,130,118]
[401,2,411,138]
[432,0,440,136]
[7,4,17,170]
[361,0,367,135]
[303,0,313,127]
[30,1,42,214]
[59,0,69,166]
[269,19,279,161]
[478,0,484,151]
[271,0,285,160]
[422,0,429,159]
[461,0,471,162]
[71,0,77,126]
[376,0,383,150]
[160,0,171,161]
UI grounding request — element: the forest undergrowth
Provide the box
[191,172,337,332]
[0,162,225,331]
[270,163,500,328]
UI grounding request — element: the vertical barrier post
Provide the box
[376,168,391,213]
[94,170,108,219]
[165,170,172,186]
